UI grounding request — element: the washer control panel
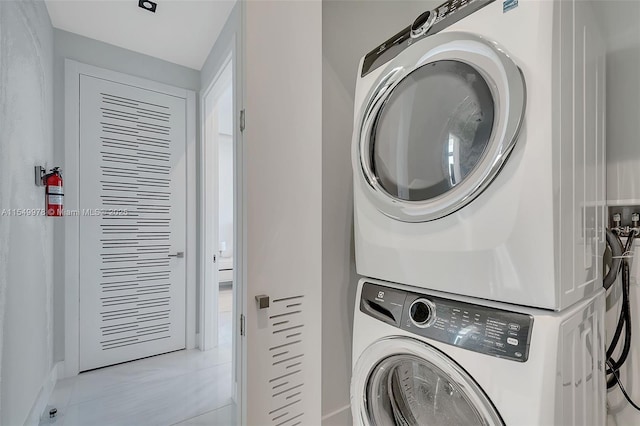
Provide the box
[360,282,533,362]
[361,0,495,77]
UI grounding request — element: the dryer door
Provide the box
[355,32,525,222]
[351,337,504,426]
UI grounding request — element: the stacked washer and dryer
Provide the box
[350,0,607,425]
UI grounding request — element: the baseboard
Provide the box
[321,404,352,426]
[24,362,62,426]
[56,361,68,380]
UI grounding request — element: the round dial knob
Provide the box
[409,298,437,328]
[410,10,436,38]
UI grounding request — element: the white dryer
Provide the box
[352,0,606,310]
[351,278,606,425]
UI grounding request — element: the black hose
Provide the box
[607,261,631,381]
[604,229,624,290]
[606,232,636,389]
[608,359,640,411]
[624,231,636,267]
[606,298,627,360]
[605,230,626,358]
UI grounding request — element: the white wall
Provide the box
[0,1,55,424]
[199,0,242,399]
[321,2,439,423]
[200,0,241,305]
[218,86,234,258]
[201,4,240,93]
[52,29,201,361]
[218,84,234,137]
[593,1,640,424]
[218,134,234,258]
[596,0,640,204]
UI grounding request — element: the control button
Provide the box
[410,10,437,38]
[409,298,437,328]
[507,337,518,346]
[515,352,523,358]
[508,323,520,331]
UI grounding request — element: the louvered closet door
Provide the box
[244,0,322,423]
[78,75,187,371]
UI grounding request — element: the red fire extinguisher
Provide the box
[45,167,63,217]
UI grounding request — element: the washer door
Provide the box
[355,32,526,222]
[351,337,504,426]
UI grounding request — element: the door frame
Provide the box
[198,33,245,411]
[199,54,232,351]
[63,59,197,377]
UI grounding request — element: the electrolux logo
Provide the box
[503,0,518,13]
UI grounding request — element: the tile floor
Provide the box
[43,286,236,426]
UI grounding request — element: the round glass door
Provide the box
[367,355,490,425]
[372,60,495,202]
[351,338,504,426]
[356,32,526,222]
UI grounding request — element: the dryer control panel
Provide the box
[361,0,496,77]
[360,282,533,362]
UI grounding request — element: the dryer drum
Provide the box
[371,60,495,203]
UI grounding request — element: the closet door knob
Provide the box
[255,295,270,309]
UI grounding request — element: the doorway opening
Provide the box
[201,54,239,404]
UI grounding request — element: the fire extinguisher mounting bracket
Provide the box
[36,166,63,186]
[35,166,47,187]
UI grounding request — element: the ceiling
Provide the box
[45,0,236,70]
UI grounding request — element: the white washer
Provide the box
[351,278,606,425]
[352,0,606,310]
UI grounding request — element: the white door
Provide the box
[243,1,322,424]
[78,75,187,371]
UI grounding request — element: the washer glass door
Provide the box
[367,354,488,425]
[352,337,503,426]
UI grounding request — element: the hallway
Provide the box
[43,288,235,426]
